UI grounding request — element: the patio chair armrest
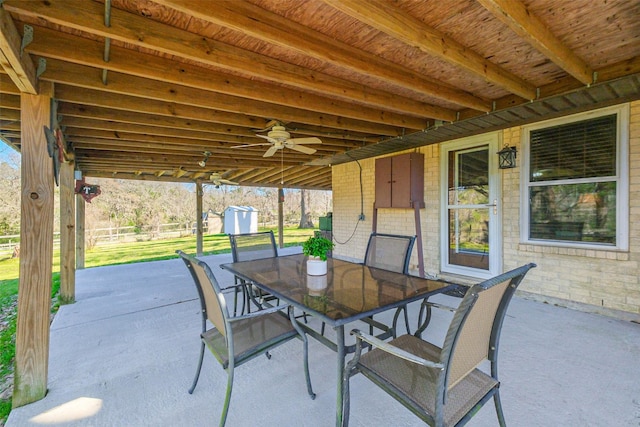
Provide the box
[423,301,457,313]
[350,329,444,370]
[219,283,245,292]
[229,304,289,321]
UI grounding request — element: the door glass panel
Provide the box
[447,148,490,270]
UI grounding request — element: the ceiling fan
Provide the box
[234,124,322,157]
[209,172,238,187]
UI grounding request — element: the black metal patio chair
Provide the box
[177,250,315,427]
[363,232,416,335]
[319,232,416,338]
[342,263,536,427]
[228,230,279,314]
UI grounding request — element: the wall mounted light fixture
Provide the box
[497,145,517,169]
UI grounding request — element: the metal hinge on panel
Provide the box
[20,25,33,57]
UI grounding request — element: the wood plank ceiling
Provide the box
[0,0,639,190]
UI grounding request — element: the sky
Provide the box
[0,139,20,167]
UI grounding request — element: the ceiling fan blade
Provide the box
[231,142,270,148]
[219,179,238,185]
[288,137,322,145]
[289,144,317,155]
[263,145,279,157]
[256,134,278,144]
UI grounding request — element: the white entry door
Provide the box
[440,133,502,279]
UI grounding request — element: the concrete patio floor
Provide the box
[7,247,640,426]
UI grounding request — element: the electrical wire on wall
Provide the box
[333,153,365,246]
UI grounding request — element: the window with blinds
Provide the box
[525,110,624,246]
[530,115,616,182]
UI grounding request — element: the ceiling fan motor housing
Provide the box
[268,126,290,141]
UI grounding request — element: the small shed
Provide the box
[224,206,258,234]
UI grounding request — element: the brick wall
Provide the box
[332,100,640,320]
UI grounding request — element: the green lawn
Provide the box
[0,227,315,424]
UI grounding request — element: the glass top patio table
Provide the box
[221,253,461,426]
[220,253,457,328]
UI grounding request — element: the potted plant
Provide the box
[302,232,334,275]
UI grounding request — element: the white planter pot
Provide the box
[306,258,327,276]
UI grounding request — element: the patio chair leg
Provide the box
[220,367,234,427]
[341,369,352,427]
[494,390,506,427]
[287,306,315,399]
[188,341,205,394]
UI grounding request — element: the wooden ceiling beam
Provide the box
[61,117,256,141]
[34,45,428,131]
[56,85,267,130]
[73,152,278,170]
[64,121,364,150]
[58,103,381,144]
[82,168,331,190]
[0,73,20,94]
[5,0,463,119]
[41,58,420,132]
[0,122,19,131]
[77,154,279,174]
[154,0,490,112]
[0,95,20,110]
[225,168,272,183]
[66,127,253,147]
[25,24,454,122]
[67,135,331,162]
[56,84,398,136]
[324,0,537,100]
[52,78,404,138]
[0,8,37,94]
[477,0,593,85]
[69,140,225,156]
[64,116,370,148]
[0,108,19,121]
[57,103,264,135]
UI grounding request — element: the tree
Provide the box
[0,161,21,235]
[298,189,314,228]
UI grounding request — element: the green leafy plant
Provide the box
[302,232,334,261]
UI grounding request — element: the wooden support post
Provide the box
[278,188,284,248]
[76,191,85,269]
[59,160,76,304]
[14,81,54,407]
[196,181,203,256]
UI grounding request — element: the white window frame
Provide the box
[520,104,629,251]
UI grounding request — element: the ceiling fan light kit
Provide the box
[198,151,211,168]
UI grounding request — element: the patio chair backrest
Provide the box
[229,231,278,262]
[441,263,536,391]
[364,233,416,274]
[178,251,228,338]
